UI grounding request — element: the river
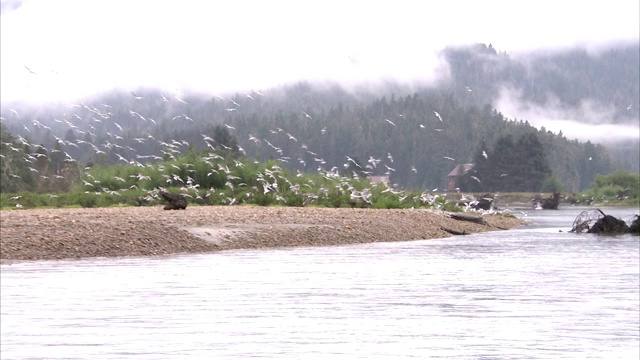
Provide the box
[1,207,638,359]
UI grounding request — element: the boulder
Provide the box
[628,215,639,235]
[160,191,187,210]
[587,214,629,234]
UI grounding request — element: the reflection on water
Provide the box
[2,207,639,359]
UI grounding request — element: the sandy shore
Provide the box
[0,206,525,262]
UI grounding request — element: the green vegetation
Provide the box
[459,132,553,192]
[2,42,637,203]
[577,170,640,206]
[0,146,467,211]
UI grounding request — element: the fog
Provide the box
[1,0,638,105]
[495,87,640,144]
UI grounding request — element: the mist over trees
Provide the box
[1,42,636,195]
[443,42,639,119]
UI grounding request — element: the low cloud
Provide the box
[494,86,640,144]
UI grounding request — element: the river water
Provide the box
[1,207,638,359]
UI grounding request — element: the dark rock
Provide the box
[588,214,629,234]
[532,192,561,210]
[160,191,187,210]
[629,215,639,235]
[469,193,493,210]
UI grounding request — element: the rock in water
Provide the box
[588,214,629,234]
[629,216,639,235]
[160,191,187,210]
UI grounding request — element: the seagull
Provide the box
[444,156,455,161]
[471,176,481,183]
[24,65,37,75]
[131,92,143,100]
[303,111,312,119]
[482,151,488,159]
[384,119,396,126]
[346,156,361,168]
[248,134,260,143]
[434,111,443,122]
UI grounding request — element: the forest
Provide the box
[1,42,637,200]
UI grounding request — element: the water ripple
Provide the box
[2,207,638,359]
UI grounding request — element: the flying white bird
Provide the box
[434,111,443,122]
[346,156,361,168]
[24,65,37,74]
[385,119,396,126]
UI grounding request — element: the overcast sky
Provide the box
[2,0,638,105]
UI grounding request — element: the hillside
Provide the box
[1,43,637,194]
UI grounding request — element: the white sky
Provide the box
[2,0,638,105]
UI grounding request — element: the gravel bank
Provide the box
[1,206,524,262]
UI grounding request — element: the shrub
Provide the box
[76,192,98,208]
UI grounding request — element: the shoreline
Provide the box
[0,206,525,263]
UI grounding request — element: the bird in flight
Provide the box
[24,65,37,75]
[434,111,443,122]
[385,119,396,126]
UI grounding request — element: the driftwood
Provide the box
[470,193,494,210]
[588,212,629,234]
[532,192,561,210]
[448,213,487,225]
[571,208,637,235]
[629,216,640,234]
[441,227,469,235]
[160,191,187,210]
